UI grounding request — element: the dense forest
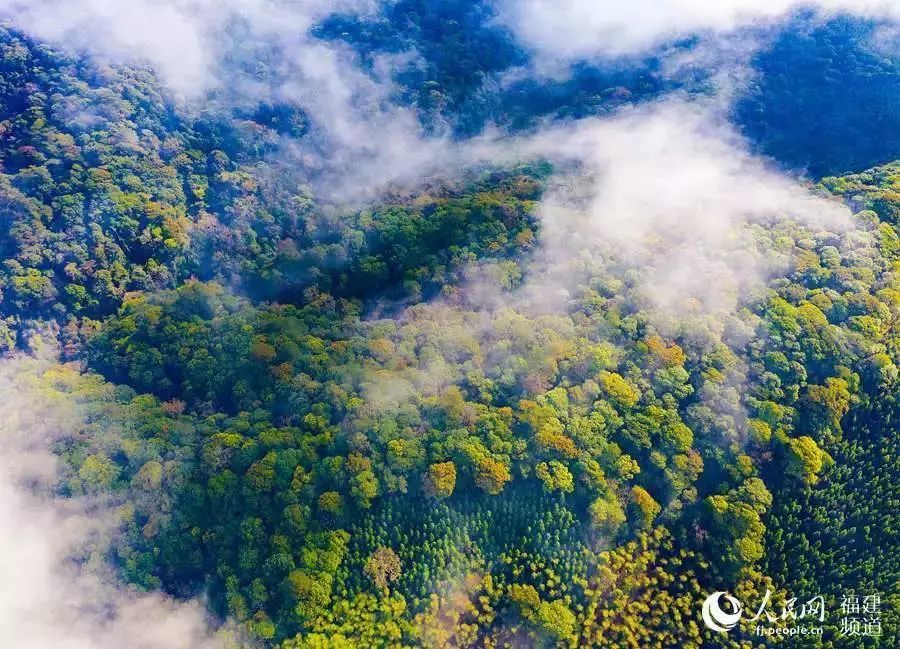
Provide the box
[0,4,898,649]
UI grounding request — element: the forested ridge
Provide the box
[0,9,898,649]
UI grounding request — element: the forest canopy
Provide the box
[0,4,898,649]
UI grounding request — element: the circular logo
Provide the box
[702,591,743,633]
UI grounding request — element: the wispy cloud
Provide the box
[0,0,441,202]
[0,0,369,97]
[514,101,851,309]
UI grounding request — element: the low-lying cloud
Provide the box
[0,357,235,649]
[2,0,898,204]
[500,0,900,60]
[353,100,860,419]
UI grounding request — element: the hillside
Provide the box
[0,5,898,649]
